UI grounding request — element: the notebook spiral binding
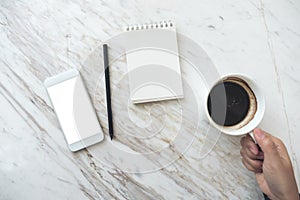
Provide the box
[125,21,174,31]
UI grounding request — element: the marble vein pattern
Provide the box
[0,0,300,199]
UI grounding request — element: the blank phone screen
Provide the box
[47,75,102,145]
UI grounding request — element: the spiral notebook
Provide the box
[125,21,183,104]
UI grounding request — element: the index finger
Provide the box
[245,134,260,155]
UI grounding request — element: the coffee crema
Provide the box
[207,77,257,129]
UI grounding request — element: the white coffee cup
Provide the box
[205,74,265,138]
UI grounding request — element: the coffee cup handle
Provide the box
[249,131,257,144]
[248,131,263,153]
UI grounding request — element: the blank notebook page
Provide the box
[125,21,184,104]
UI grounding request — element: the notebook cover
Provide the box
[125,21,184,104]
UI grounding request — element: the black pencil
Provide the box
[103,44,114,140]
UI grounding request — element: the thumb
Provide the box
[253,128,279,160]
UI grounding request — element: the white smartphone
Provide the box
[44,69,104,152]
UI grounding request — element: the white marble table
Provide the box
[0,0,300,199]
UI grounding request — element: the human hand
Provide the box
[240,128,299,200]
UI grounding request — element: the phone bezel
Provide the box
[44,69,104,152]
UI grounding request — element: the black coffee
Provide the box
[207,81,250,126]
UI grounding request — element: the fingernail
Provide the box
[255,129,265,139]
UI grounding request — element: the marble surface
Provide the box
[1,0,300,199]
